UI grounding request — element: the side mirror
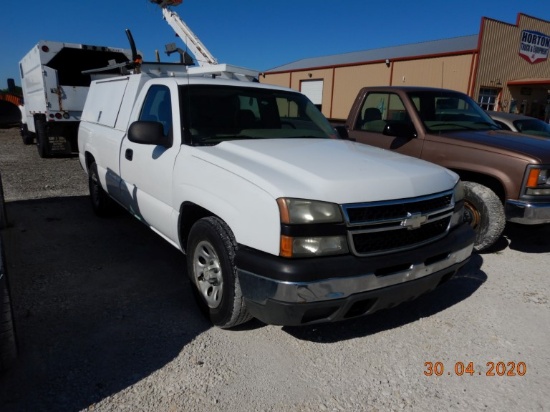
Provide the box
[334,125,351,140]
[383,123,417,139]
[128,121,172,147]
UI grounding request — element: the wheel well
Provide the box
[451,170,506,203]
[178,202,214,252]
[84,152,95,171]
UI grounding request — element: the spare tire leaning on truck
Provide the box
[462,182,506,252]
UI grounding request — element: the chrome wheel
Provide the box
[192,240,223,309]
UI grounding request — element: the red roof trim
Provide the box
[507,79,550,86]
[265,50,478,75]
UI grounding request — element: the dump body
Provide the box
[19,40,133,156]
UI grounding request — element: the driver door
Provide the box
[119,84,181,244]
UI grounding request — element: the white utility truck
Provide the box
[78,1,474,328]
[19,40,134,157]
[78,63,474,328]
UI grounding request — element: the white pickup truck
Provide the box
[78,63,474,328]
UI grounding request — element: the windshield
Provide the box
[408,90,500,133]
[180,85,336,145]
[513,118,550,138]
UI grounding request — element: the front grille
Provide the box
[345,193,453,224]
[342,190,454,256]
[351,217,451,255]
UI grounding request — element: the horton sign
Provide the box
[519,30,550,64]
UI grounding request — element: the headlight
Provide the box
[277,198,347,257]
[280,235,349,257]
[453,180,465,202]
[277,198,343,224]
[525,168,550,196]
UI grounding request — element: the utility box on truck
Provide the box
[19,41,134,157]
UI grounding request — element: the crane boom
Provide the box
[153,2,217,67]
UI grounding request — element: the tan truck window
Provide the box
[356,93,408,133]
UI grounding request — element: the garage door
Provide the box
[301,80,323,107]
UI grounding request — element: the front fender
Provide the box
[174,156,281,256]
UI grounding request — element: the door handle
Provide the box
[125,149,133,161]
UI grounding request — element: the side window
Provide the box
[355,93,409,134]
[139,85,173,137]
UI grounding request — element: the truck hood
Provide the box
[434,129,550,163]
[192,139,457,204]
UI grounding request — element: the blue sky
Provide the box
[1,0,549,88]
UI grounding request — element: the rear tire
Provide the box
[88,162,115,217]
[187,217,251,328]
[35,116,50,158]
[463,181,505,252]
[20,124,34,145]
[0,236,17,373]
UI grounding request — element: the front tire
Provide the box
[88,162,114,217]
[20,123,34,145]
[187,217,251,328]
[463,181,505,251]
[0,236,18,373]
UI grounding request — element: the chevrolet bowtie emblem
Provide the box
[401,212,427,230]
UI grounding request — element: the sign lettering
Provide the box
[519,30,550,64]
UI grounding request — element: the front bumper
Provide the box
[236,223,474,326]
[505,199,550,224]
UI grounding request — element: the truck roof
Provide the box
[360,85,466,93]
[158,76,294,92]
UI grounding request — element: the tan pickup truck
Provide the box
[336,86,550,251]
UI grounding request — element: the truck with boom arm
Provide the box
[77,1,474,328]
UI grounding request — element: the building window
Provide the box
[478,87,500,111]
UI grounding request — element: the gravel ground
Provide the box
[0,126,549,412]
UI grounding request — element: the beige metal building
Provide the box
[261,13,550,121]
